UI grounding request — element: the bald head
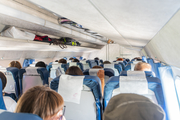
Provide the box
[134,62,151,71]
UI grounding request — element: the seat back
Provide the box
[0,112,42,120]
[0,67,20,98]
[0,78,6,110]
[50,75,102,120]
[50,63,67,79]
[83,68,114,83]
[68,62,84,71]
[80,60,90,70]
[19,67,49,94]
[113,61,125,70]
[101,64,122,76]
[86,60,97,68]
[120,71,155,77]
[104,74,165,111]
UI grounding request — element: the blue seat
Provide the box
[120,71,155,77]
[80,60,90,71]
[0,112,42,120]
[22,59,35,67]
[104,76,165,111]
[50,75,102,120]
[67,62,84,71]
[123,60,127,65]
[113,61,125,70]
[18,67,49,94]
[86,60,97,68]
[0,79,6,110]
[100,64,122,75]
[50,63,68,79]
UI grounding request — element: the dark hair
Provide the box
[58,59,67,64]
[103,61,111,64]
[94,57,99,61]
[92,66,103,68]
[35,61,46,68]
[69,57,74,60]
[55,60,58,62]
[15,86,64,119]
[72,59,80,63]
[65,66,83,75]
[0,71,7,90]
[9,61,22,69]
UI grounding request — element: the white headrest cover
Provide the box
[104,64,114,68]
[52,63,62,69]
[119,72,148,94]
[25,67,39,75]
[89,69,103,76]
[69,62,78,67]
[29,63,36,67]
[80,60,86,64]
[58,75,84,104]
[0,68,7,72]
[127,71,146,77]
[51,62,58,64]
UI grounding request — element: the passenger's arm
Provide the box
[97,70,105,96]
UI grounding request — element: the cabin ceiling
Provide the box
[28,0,180,50]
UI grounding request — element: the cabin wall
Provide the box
[0,51,87,67]
[88,44,140,62]
[142,9,180,67]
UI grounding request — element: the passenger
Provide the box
[92,66,104,96]
[55,60,59,62]
[15,86,66,120]
[65,66,83,75]
[0,71,17,112]
[69,57,74,61]
[116,58,123,61]
[9,61,22,69]
[94,57,99,61]
[134,62,151,71]
[103,94,165,120]
[35,61,46,68]
[103,61,111,64]
[72,58,80,63]
[58,59,67,64]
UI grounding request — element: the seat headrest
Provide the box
[58,75,84,104]
[104,64,114,68]
[69,62,78,67]
[25,67,39,75]
[0,112,42,120]
[89,68,103,76]
[119,73,148,94]
[0,68,7,72]
[80,60,87,64]
[52,63,62,69]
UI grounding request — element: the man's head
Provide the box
[134,62,151,71]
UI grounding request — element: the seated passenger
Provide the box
[72,59,80,63]
[55,60,59,62]
[9,61,22,69]
[58,59,67,64]
[0,71,17,112]
[103,94,165,120]
[134,62,151,71]
[103,61,111,64]
[15,86,66,120]
[94,57,99,61]
[92,66,104,95]
[116,58,123,61]
[35,61,46,68]
[65,66,83,75]
[69,57,74,61]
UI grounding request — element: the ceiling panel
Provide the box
[28,0,180,49]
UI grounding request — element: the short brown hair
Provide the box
[65,66,83,75]
[0,71,7,90]
[9,61,22,69]
[58,59,67,64]
[92,66,103,69]
[103,61,111,64]
[15,86,64,119]
[72,59,80,63]
[134,62,151,71]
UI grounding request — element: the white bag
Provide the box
[1,26,35,40]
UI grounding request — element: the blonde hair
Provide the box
[9,61,22,69]
[15,86,64,119]
[134,62,151,71]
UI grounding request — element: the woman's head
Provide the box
[103,61,111,64]
[65,66,83,75]
[9,61,22,69]
[58,59,67,64]
[72,59,80,63]
[15,86,64,120]
[0,71,7,90]
[35,61,46,68]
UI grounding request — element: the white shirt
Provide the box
[3,96,17,112]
